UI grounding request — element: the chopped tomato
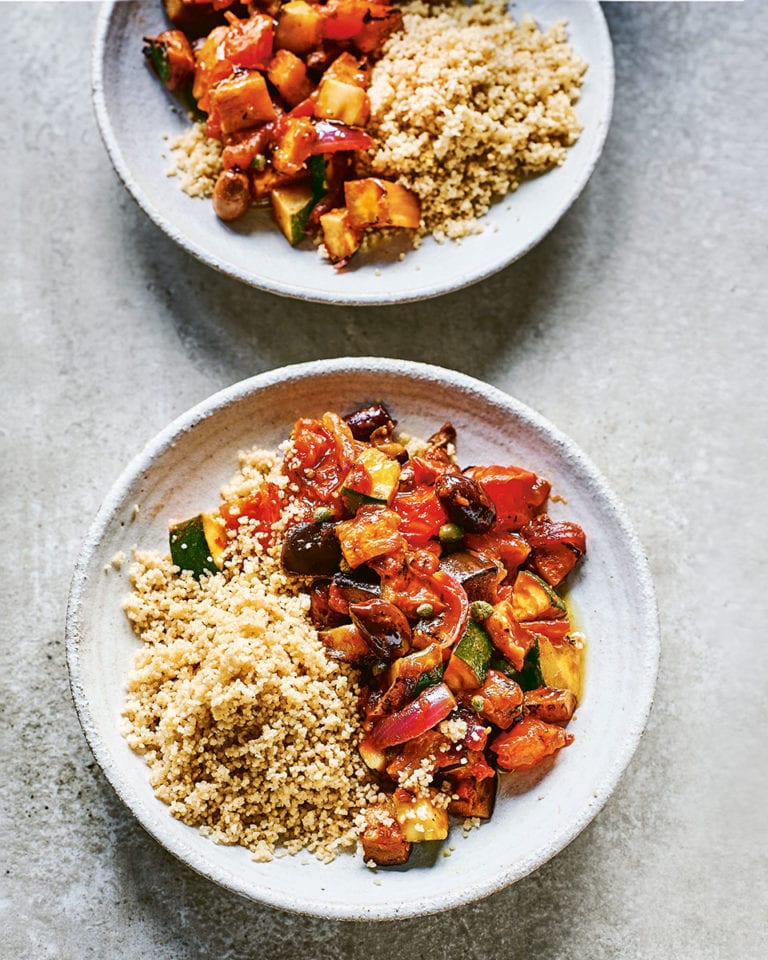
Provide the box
[484,599,535,671]
[524,619,572,643]
[223,12,274,69]
[490,717,573,771]
[464,529,531,573]
[392,484,448,547]
[411,568,469,651]
[521,515,586,585]
[219,482,282,545]
[470,465,551,532]
[283,414,360,507]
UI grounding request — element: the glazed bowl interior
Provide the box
[93,1,614,304]
[66,359,658,920]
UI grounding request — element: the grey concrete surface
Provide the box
[1,1,766,957]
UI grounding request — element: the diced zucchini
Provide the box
[490,639,544,692]
[538,636,583,700]
[308,154,329,196]
[275,1,323,55]
[315,77,369,127]
[169,513,226,579]
[443,619,493,692]
[511,569,567,621]
[320,208,363,263]
[271,182,315,245]
[341,447,401,512]
[393,793,449,843]
[208,72,276,135]
[387,644,443,696]
[345,178,422,230]
[412,663,444,696]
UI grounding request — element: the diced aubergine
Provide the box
[434,473,497,534]
[523,686,578,724]
[271,118,317,176]
[393,791,449,843]
[208,72,276,134]
[275,1,323,55]
[169,513,227,579]
[267,48,312,107]
[473,669,524,730]
[280,521,341,576]
[349,598,412,659]
[332,567,382,607]
[446,773,497,819]
[439,550,499,603]
[361,801,412,866]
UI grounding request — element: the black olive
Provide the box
[280,522,341,577]
[349,599,411,659]
[434,473,496,533]
[342,404,396,441]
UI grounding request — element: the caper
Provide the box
[438,522,464,543]
[415,602,434,619]
[469,600,494,621]
[313,505,334,523]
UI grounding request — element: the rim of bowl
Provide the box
[66,358,658,919]
[91,1,614,305]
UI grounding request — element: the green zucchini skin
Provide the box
[444,619,493,691]
[412,663,445,696]
[170,515,219,579]
[490,640,544,691]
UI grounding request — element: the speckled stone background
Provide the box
[2,1,766,957]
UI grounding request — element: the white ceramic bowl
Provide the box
[66,359,658,920]
[92,1,614,304]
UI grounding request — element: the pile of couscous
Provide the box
[363,1,587,239]
[122,448,381,863]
